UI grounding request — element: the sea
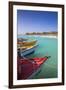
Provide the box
[18,35,58,79]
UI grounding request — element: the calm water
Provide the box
[18,35,58,79]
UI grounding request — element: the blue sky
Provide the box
[17,10,58,34]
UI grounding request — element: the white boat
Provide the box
[18,44,38,57]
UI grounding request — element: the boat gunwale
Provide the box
[20,44,38,53]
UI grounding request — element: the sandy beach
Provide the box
[27,35,57,39]
[40,35,57,38]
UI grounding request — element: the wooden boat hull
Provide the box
[17,38,28,42]
[17,40,37,47]
[17,56,50,80]
[18,45,38,57]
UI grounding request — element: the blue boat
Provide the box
[18,44,38,57]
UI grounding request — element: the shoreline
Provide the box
[39,35,57,38]
[27,35,57,39]
[18,35,57,39]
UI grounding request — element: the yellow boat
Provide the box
[17,40,37,48]
[18,45,34,50]
[22,40,37,46]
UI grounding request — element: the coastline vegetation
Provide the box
[25,32,58,36]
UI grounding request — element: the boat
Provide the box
[17,56,51,80]
[17,38,28,42]
[18,44,38,57]
[17,40,37,47]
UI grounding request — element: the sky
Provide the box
[17,10,58,34]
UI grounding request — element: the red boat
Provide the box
[17,56,50,80]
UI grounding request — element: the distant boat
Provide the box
[17,38,28,42]
[18,44,38,57]
[17,56,51,80]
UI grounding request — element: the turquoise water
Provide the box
[18,35,58,79]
